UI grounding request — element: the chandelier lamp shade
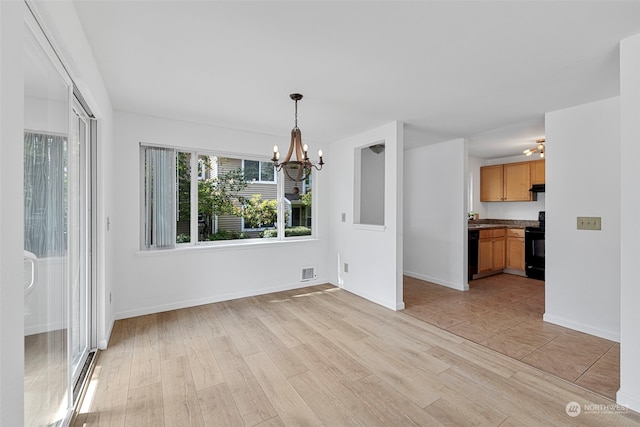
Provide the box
[523,138,545,158]
[272,93,324,182]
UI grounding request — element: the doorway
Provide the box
[23,9,96,426]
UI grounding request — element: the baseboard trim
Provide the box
[403,270,468,291]
[98,313,116,350]
[340,285,401,311]
[24,320,65,336]
[617,389,640,413]
[543,313,620,342]
[113,277,330,321]
[502,268,526,277]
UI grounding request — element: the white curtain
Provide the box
[24,132,67,258]
[144,146,176,248]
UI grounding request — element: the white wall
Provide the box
[619,33,640,413]
[112,111,330,319]
[0,2,26,425]
[404,138,468,291]
[544,96,620,341]
[328,122,403,310]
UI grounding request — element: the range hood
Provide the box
[530,184,545,193]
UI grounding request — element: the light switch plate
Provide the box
[577,216,601,230]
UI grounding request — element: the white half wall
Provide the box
[404,138,468,291]
[544,96,621,342]
[328,122,404,310]
[619,32,640,413]
[113,112,330,319]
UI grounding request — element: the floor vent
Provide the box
[301,266,316,282]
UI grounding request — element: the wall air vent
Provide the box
[301,266,316,282]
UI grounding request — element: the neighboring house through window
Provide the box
[141,144,312,248]
[242,159,276,183]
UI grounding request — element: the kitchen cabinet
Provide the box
[479,165,504,201]
[480,161,532,202]
[506,228,525,271]
[478,228,505,273]
[530,159,545,185]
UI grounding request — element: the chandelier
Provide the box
[523,138,545,158]
[272,93,324,182]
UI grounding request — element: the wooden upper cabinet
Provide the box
[480,162,532,202]
[503,162,531,201]
[480,165,504,201]
[530,159,545,185]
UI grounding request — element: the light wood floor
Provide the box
[74,284,640,426]
[25,330,67,427]
[403,274,620,400]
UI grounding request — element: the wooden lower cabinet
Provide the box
[506,228,525,271]
[478,228,505,273]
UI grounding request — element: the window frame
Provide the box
[241,159,277,184]
[140,143,314,250]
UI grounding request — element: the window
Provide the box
[243,160,276,183]
[142,146,176,249]
[141,145,310,248]
[283,172,313,238]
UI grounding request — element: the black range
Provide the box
[525,211,545,280]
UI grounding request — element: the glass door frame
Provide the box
[69,97,93,400]
[24,4,98,425]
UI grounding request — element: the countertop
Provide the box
[468,219,539,230]
[467,224,518,230]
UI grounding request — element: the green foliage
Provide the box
[207,230,251,241]
[176,152,192,222]
[242,195,278,229]
[261,226,311,238]
[176,233,191,243]
[285,226,312,236]
[206,167,248,217]
[177,154,248,221]
[301,191,312,206]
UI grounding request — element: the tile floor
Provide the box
[402,274,620,400]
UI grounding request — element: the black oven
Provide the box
[525,211,545,280]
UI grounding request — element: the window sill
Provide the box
[352,224,386,232]
[136,236,320,257]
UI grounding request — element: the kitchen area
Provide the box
[468,157,546,283]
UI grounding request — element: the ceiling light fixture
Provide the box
[523,138,545,158]
[272,93,324,182]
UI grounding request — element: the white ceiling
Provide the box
[72,0,640,158]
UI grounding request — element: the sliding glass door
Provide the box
[69,101,91,400]
[23,10,93,427]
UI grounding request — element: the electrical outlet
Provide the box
[577,216,602,230]
[344,263,349,273]
[341,213,346,222]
